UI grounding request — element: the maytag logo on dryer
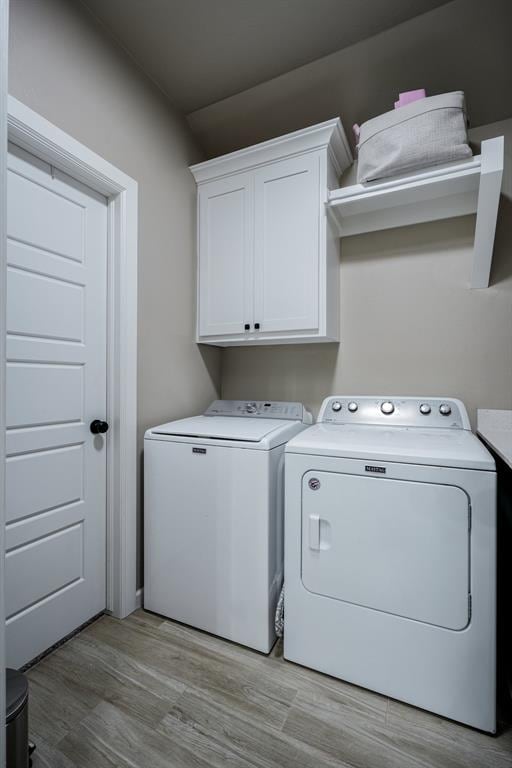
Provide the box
[365,464,386,474]
[193,447,207,454]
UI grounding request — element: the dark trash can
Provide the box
[6,668,29,768]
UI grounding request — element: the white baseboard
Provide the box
[135,588,144,610]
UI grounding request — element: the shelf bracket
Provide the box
[471,136,504,289]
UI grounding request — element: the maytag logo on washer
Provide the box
[365,465,386,474]
[308,478,321,490]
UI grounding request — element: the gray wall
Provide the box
[188,0,512,159]
[222,120,512,427]
[8,0,221,587]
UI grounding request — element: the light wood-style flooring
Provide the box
[27,610,512,768]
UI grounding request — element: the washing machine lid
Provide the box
[286,423,495,470]
[145,400,311,449]
[146,415,302,448]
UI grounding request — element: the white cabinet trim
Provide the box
[191,117,352,184]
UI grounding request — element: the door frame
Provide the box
[7,96,138,619]
[1,1,8,765]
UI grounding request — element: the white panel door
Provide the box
[302,471,470,630]
[5,143,107,668]
[253,154,320,334]
[198,173,253,337]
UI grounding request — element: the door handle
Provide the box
[309,514,320,550]
[90,420,109,434]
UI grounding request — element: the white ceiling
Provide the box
[78,0,452,113]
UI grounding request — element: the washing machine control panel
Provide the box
[319,397,469,429]
[204,400,312,422]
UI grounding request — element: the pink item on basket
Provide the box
[394,89,426,108]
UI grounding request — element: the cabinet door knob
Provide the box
[254,323,260,330]
[244,323,250,331]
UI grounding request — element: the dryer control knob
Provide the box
[419,403,431,415]
[439,403,452,416]
[331,401,342,412]
[347,401,358,413]
[381,401,395,415]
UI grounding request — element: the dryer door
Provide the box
[302,471,470,630]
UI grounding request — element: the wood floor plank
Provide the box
[30,735,79,768]
[126,608,166,631]
[156,616,387,724]
[68,628,186,704]
[386,698,512,768]
[59,700,214,768]
[53,728,129,768]
[283,689,434,768]
[27,664,97,747]
[86,615,297,730]
[159,686,353,768]
[151,691,258,768]
[28,626,177,732]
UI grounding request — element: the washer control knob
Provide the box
[245,402,257,414]
[419,403,431,415]
[347,401,358,413]
[439,403,452,416]
[381,401,395,415]
[331,401,342,412]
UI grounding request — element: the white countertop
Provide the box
[477,409,512,469]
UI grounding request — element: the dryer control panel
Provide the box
[205,400,312,423]
[318,397,469,430]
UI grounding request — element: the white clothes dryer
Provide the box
[144,400,311,653]
[284,396,496,731]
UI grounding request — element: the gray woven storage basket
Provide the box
[357,91,472,183]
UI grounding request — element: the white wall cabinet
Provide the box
[191,119,352,346]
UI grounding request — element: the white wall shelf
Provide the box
[327,136,504,289]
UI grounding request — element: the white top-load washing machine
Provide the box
[144,400,311,653]
[284,396,496,732]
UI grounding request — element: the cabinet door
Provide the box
[253,154,320,334]
[198,173,253,338]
